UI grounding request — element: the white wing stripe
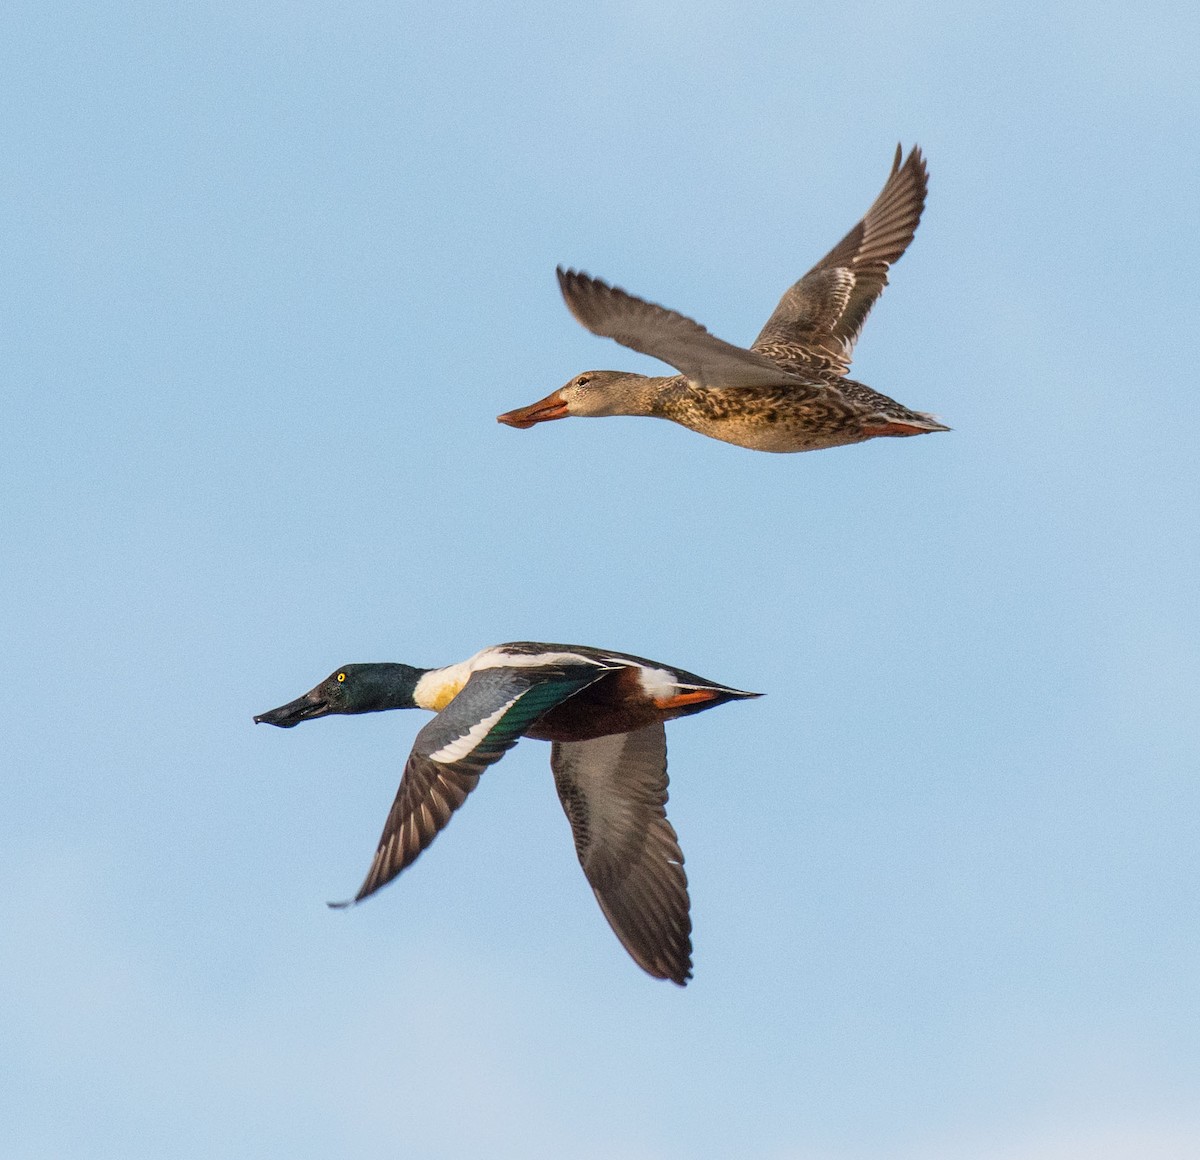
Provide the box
[426,695,523,764]
[484,650,606,670]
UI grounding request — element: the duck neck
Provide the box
[609,374,681,418]
[359,663,429,712]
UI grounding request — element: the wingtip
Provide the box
[557,265,586,302]
[647,958,692,986]
[902,143,929,190]
[558,265,604,292]
[326,898,355,910]
[665,953,694,986]
[891,142,926,176]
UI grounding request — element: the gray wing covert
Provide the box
[334,663,610,906]
[551,723,692,985]
[753,145,928,374]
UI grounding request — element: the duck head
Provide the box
[497,370,655,428]
[254,663,427,727]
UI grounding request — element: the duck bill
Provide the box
[253,690,331,728]
[496,390,570,429]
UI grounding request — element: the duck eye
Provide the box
[576,375,591,388]
[337,672,346,683]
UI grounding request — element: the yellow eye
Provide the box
[337,672,346,683]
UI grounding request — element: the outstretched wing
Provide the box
[558,267,799,389]
[551,723,692,985]
[753,145,928,374]
[334,663,610,906]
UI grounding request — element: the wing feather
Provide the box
[558,267,800,389]
[334,664,610,906]
[753,145,928,373]
[551,724,692,985]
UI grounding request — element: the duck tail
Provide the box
[662,685,762,717]
[868,411,951,437]
[913,411,951,432]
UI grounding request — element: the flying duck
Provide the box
[497,145,947,453]
[254,642,759,985]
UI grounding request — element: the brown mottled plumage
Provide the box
[498,145,947,453]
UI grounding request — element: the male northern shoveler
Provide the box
[497,145,947,453]
[254,642,759,985]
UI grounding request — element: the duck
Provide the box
[254,641,760,985]
[497,145,947,453]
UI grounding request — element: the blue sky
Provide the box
[4,1,1199,1157]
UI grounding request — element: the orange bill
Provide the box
[497,390,570,429]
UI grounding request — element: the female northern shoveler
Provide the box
[254,641,759,985]
[497,145,947,453]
